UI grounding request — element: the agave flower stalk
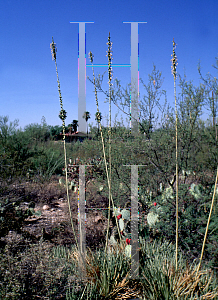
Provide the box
[88,49,122,255]
[106,32,113,254]
[107,32,113,183]
[171,38,179,270]
[50,37,80,255]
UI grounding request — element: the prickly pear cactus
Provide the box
[119,218,124,231]
[125,245,131,258]
[189,183,203,199]
[110,206,131,243]
[161,186,174,203]
[121,209,130,221]
[139,186,153,207]
[147,211,159,227]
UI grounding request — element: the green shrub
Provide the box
[151,183,218,272]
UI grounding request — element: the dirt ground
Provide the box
[1,176,113,251]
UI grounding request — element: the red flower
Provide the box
[154,202,157,206]
[117,214,122,220]
[126,238,131,245]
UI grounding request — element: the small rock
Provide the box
[42,205,50,210]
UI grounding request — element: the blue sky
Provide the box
[0,0,218,130]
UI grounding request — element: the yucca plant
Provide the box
[140,240,218,299]
[69,243,143,299]
[142,261,218,299]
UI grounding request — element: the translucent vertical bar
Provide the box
[131,165,139,278]
[78,165,86,279]
[123,22,146,134]
[70,22,94,133]
[130,22,139,135]
[78,23,86,133]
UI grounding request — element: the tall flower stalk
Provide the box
[106,32,113,255]
[89,45,122,257]
[50,37,79,254]
[171,38,179,270]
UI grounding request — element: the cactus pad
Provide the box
[121,209,130,220]
[119,218,124,231]
[147,212,159,227]
[125,245,131,258]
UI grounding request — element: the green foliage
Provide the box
[72,120,78,133]
[0,116,19,142]
[0,118,32,181]
[189,183,204,199]
[140,240,218,299]
[63,115,218,271]
[139,65,167,139]
[0,116,64,183]
[49,125,63,140]
[23,122,51,143]
[28,144,64,181]
[86,247,131,298]
[152,183,218,271]
[0,197,41,237]
[83,111,91,135]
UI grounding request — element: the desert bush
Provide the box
[147,183,218,273]
[0,117,33,181]
[27,143,64,181]
[0,241,76,299]
[23,117,51,143]
[49,124,63,140]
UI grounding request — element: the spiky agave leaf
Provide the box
[140,241,218,299]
